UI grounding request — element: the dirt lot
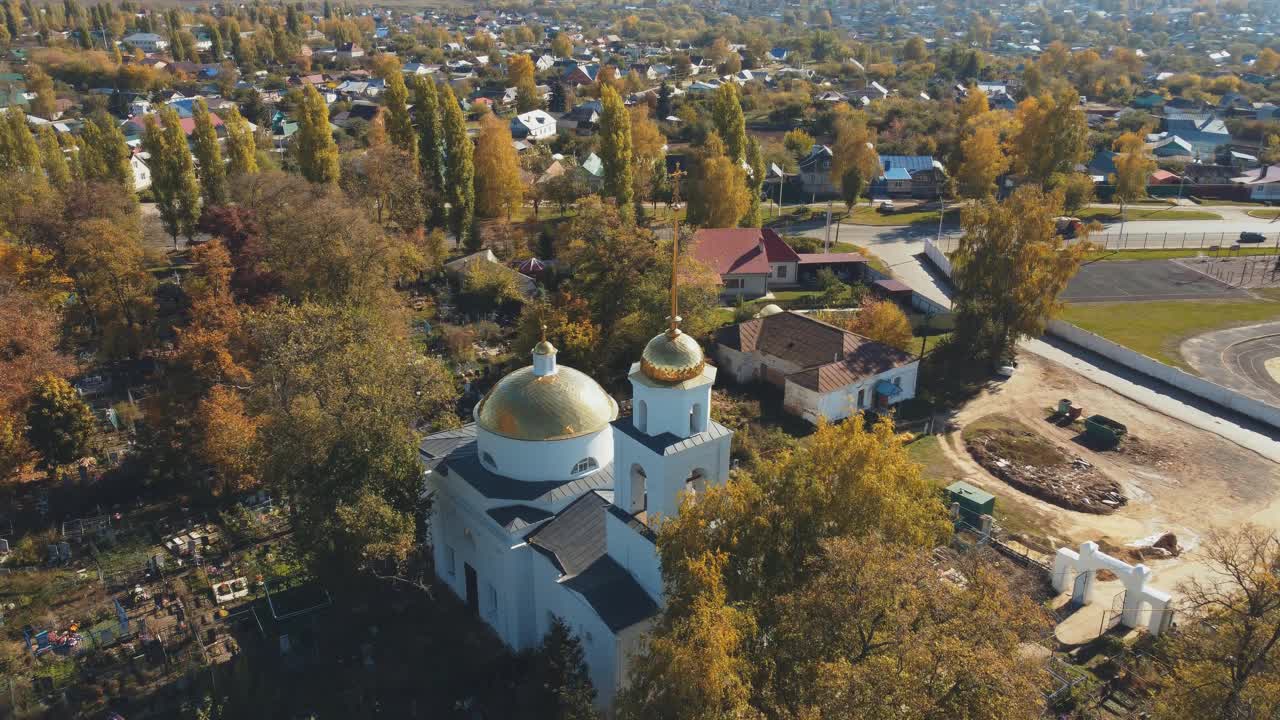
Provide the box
[926,352,1280,594]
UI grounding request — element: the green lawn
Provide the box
[1084,247,1280,262]
[1248,209,1280,220]
[1059,298,1280,369]
[845,206,960,227]
[1077,207,1222,222]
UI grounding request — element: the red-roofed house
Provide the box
[689,228,801,298]
[713,310,918,423]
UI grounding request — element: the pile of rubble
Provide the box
[967,430,1128,515]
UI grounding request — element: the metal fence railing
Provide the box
[936,230,1280,253]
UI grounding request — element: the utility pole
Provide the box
[824,198,833,252]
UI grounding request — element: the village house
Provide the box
[511,109,557,140]
[122,32,168,53]
[689,228,801,298]
[713,310,919,423]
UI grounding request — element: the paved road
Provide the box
[789,218,1280,459]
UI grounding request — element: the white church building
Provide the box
[420,313,730,708]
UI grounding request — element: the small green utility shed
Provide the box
[945,481,995,526]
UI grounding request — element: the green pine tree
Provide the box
[191,98,226,206]
[597,84,633,209]
[413,76,445,227]
[296,84,339,184]
[439,83,475,249]
[711,81,747,163]
[224,104,257,176]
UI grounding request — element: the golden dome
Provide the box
[476,365,618,441]
[640,328,706,383]
[532,339,557,355]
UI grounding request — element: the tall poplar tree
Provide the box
[143,107,201,245]
[296,84,339,184]
[473,113,523,220]
[597,84,633,210]
[439,82,475,249]
[0,107,40,171]
[223,104,257,176]
[710,81,747,163]
[79,112,133,190]
[37,124,70,188]
[413,76,445,227]
[190,98,226,206]
[742,135,764,228]
[379,60,417,167]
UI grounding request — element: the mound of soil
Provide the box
[966,426,1128,515]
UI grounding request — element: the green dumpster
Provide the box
[1085,415,1127,447]
[945,481,995,527]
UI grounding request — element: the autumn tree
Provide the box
[1112,131,1156,233]
[191,98,227,206]
[956,125,1009,199]
[26,66,56,119]
[598,84,634,209]
[831,112,880,210]
[224,104,257,176]
[296,84,340,184]
[0,286,72,412]
[25,374,95,470]
[508,53,540,112]
[783,128,814,162]
[143,107,201,244]
[551,32,572,58]
[629,105,665,212]
[439,82,476,249]
[413,76,445,227]
[951,185,1088,364]
[196,386,260,494]
[376,57,417,166]
[249,301,457,582]
[698,148,750,228]
[848,298,914,351]
[0,107,40,172]
[1009,88,1089,186]
[37,125,71,189]
[710,82,747,163]
[1155,526,1280,720]
[742,136,764,228]
[66,218,156,358]
[473,112,524,220]
[78,112,134,190]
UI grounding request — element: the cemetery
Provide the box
[0,489,313,717]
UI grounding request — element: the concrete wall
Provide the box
[923,238,953,278]
[1045,319,1280,430]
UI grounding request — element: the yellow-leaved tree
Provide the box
[473,113,525,220]
[1111,131,1156,236]
[951,185,1089,364]
[956,124,1009,199]
[830,110,881,209]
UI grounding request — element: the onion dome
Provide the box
[640,322,706,383]
[756,303,784,317]
[475,342,618,441]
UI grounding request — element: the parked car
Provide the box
[876,199,895,212]
[1239,231,1267,244]
[1055,217,1084,239]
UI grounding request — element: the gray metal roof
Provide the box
[611,417,732,457]
[486,505,554,533]
[420,423,615,503]
[526,491,658,632]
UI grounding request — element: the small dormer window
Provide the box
[572,457,598,476]
[482,452,497,470]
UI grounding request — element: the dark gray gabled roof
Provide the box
[525,492,608,576]
[611,416,732,457]
[526,491,659,632]
[419,423,615,503]
[563,555,659,632]
[487,505,554,533]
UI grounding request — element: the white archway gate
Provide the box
[1052,541,1175,636]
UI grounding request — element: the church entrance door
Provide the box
[464,563,478,613]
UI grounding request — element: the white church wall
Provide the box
[629,367,715,439]
[529,551,621,708]
[645,434,732,523]
[714,345,760,384]
[605,512,662,601]
[476,426,615,483]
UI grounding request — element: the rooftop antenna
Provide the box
[668,163,687,337]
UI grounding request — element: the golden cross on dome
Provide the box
[668,164,686,336]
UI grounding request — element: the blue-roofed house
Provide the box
[1154,115,1232,158]
[873,156,945,197]
[769,47,788,61]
